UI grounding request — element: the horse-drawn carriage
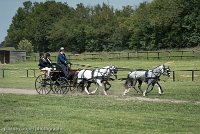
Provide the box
[35,64,118,95]
[35,63,170,96]
[35,64,78,95]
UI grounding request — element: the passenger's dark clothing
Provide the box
[38,57,48,69]
[46,57,52,67]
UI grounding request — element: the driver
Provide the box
[57,47,71,79]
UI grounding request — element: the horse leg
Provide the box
[91,80,100,94]
[132,79,140,94]
[155,82,163,95]
[92,80,107,96]
[84,82,90,95]
[102,81,108,96]
[105,81,111,91]
[137,80,143,94]
[86,82,91,93]
[146,82,155,94]
[143,80,155,96]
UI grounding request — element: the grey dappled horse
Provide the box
[123,64,170,96]
[77,65,118,95]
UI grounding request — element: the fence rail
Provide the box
[1,69,199,82]
[172,70,200,82]
[26,50,200,62]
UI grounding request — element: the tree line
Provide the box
[2,0,200,53]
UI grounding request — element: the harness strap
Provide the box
[81,70,86,79]
[91,69,95,79]
[145,70,148,78]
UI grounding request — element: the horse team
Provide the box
[73,64,170,97]
[38,47,170,96]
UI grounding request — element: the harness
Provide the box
[95,68,110,81]
[145,70,148,78]
[146,66,164,81]
[79,67,114,83]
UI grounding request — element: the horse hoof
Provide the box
[159,92,164,96]
[90,91,95,94]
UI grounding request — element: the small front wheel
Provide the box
[54,77,70,94]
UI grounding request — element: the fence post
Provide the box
[27,70,29,78]
[168,51,171,59]
[181,51,183,59]
[173,71,175,82]
[128,52,130,60]
[33,69,36,77]
[3,69,5,78]
[157,52,160,59]
[192,50,195,58]
[192,70,194,81]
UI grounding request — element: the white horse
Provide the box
[123,64,170,96]
[77,65,117,95]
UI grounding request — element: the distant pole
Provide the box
[173,71,175,82]
[3,69,5,78]
[27,70,29,78]
[192,70,194,81]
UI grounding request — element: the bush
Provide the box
[18,39,33,54]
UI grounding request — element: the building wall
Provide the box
[0,50,26,64]
[10,51,26,63]
[0,50,9,64]
[0,52,3,64]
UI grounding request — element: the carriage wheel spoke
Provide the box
[35,74,51,94]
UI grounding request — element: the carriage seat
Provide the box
[51,63,63,72]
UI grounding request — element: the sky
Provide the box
[0,0,152,44]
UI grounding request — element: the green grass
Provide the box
[0,94,200,134]
[0,59,200,99]
[1,58,200,133]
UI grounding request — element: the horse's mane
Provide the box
[152,64,164,70]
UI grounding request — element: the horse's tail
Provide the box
[124,73,133,89]
[72,71,79,87]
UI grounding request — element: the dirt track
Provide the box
[0,88,37,95]
[0,88,199,104]
[116,96,200,104]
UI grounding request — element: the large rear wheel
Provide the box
[35,74,52,94]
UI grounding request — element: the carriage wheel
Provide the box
[76,83,85,92]
[35,74,52,94]
[53,77,70,94]
[67,80,77,93]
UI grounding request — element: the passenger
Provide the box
[45,52,52,68]
[38,52,52,77]
[57,47,71,79]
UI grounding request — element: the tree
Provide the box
[4,0,200,52]
[18,39,33,54]
[4,1,33,48]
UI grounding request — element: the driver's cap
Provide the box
[60,47,64,51]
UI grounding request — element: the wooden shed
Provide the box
[0,50,26,64]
